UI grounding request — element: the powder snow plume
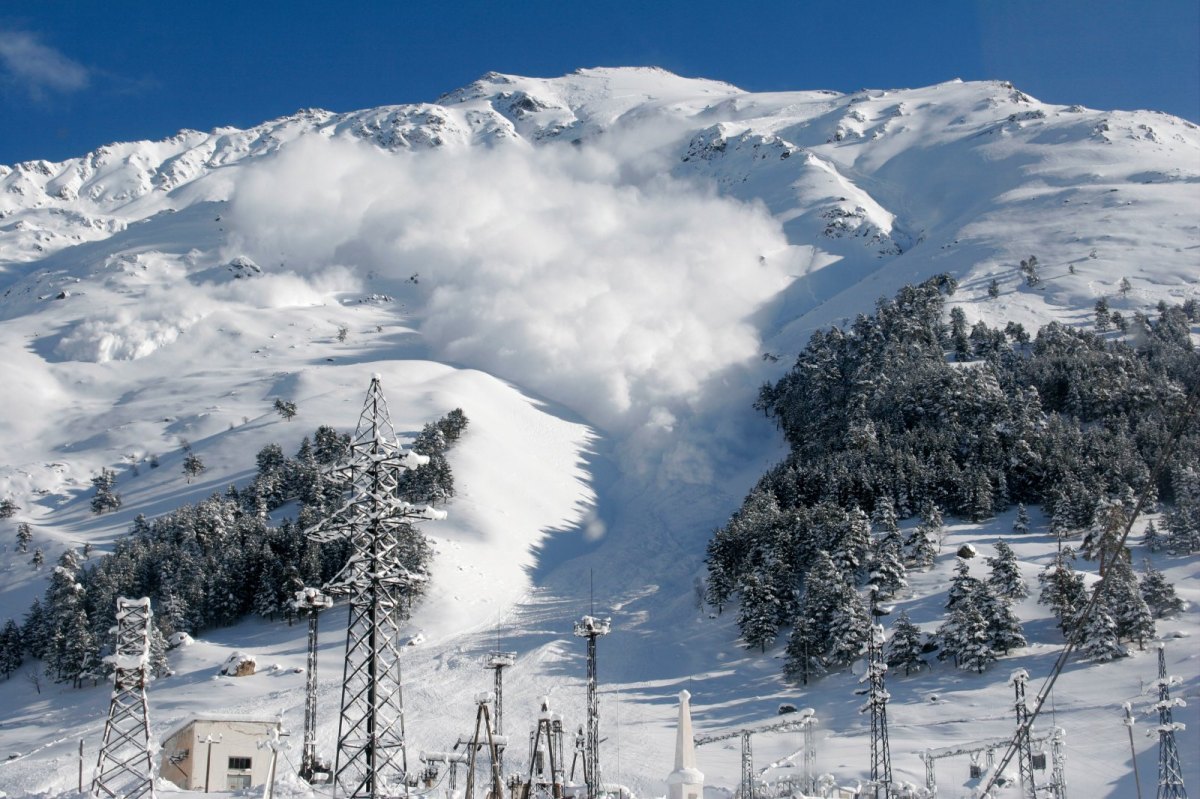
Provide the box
[227,136,797,448]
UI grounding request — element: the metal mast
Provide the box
[1012,669,1037,799]
[1151,645,1188,799]
[307,375,445,799]
[573,615,611,799]
[485,652,516,771]
[91,597,156,799]
[294,587,333,783]
[860,623,891,798]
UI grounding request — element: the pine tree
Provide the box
[1013,504,1031,535]
[905,522,937,569]
[947,558,982,610]
[782,615,823,685]
[1080,596,1125,662]
[22,598,50,659]
[866,536,907,599]
[980,587,1026,654]
[1038,548,1087,634]
[274,398,298,421]
[1142,520,1165,552]
[1082,496,1126,575]
[831,507,871,581]
[826,584,871,665]
[0,619,23,678]
[90,469,122,514]
[0,498,17,519]
[987,279,1000,299]
[15,522,32,553]
[986,540,1028,600]
[871,497,900,539]
[886,611,926,675]
[1139,561,1184,618]
[938,596,993,672]
[182,452,206,484]
[1094,297,1112,331]
[737,571,779,652]
[30,548,44,569]
[1101,556,1154,648]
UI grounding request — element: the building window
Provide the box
[228,756,252,771]
[227,774,252,789]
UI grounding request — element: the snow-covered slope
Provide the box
[0,67,1197,798]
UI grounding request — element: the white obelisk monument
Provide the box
[667,690,704,799]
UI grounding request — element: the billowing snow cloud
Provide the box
[227,135,795,451]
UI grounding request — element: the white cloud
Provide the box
[0,30,89,98]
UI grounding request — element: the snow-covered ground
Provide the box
[0,68,1197,798]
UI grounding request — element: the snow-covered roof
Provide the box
[162,715,281,745]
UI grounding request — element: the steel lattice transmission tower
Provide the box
[1151,645,1188,799]
[1010,669,1037,799]
[293,587,334,783]
[92,597,156,799]
[573,615,611,799]
[859,623,891,799]
[484,652,516,771]
[306,375,446,799]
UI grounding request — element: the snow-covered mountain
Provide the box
[0,67,1197,798]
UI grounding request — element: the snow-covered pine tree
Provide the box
[1080,596,1125,662]
[0,498,16,519]
[866,536,907,599]
[938,596,992,672]
[1083,496,1127,574]
[986,540,1028,600]
[871,496,900,539]
[30,548,44,569]
[831,506,871,582]
[947,558,982,610]
[782,615,824,685]
[886,611,926,675]
[1139,560,1185,619]
[905,522,938,569]
[44,550,96,686]
[826,583,871,665]
[1038,547,1087,634]
[1164,465,1200,554]
[15,522,32,553]
[182,452,206,484]
[1013,504,1031,535]
[980,586,1026,654]
[22,598,50,658]
[0,619,23,678]
[1100,556,1154,648]
[1142,520,1165,552]
[737,570,779,652]
[90,468,122,514]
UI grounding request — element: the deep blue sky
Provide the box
[1,1,1197,165]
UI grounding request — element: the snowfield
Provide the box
[0,68,1196,798]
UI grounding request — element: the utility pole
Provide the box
[574,615,611,799]
[92,597,156,799]
[861,623,892,799]
[306,376,445,798]
[1123,703,1143,799]
[1150,645,1188,799]
[293,587,333,783]
[1012,669,1037,799]
[258,720,290,799]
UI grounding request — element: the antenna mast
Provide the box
[574,615,612,799]
[294,587,333,783]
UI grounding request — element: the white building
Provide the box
[160,715,281,791]
[667,690,704,799]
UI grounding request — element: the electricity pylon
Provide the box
[306,375,445,798]
[92,597,155,799]
[1150,645,1187,799]
[860,623,892,799]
